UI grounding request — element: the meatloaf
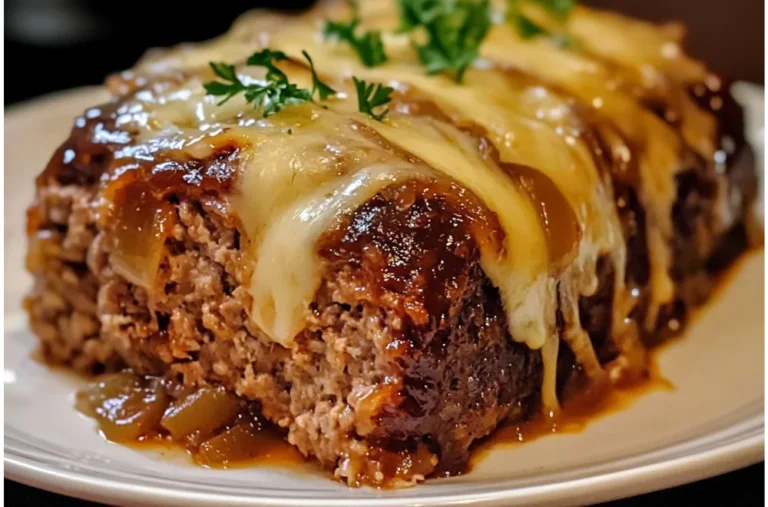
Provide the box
[24,0,758,487]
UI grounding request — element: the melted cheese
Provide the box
[361,115,551,347]
[250,162,434,345]
[540,332,561,415]
[128,97,443,344]
[567,6,707,84]
[108,0,723,413]
[479,28,684,309]
[273,32,621,250]
[269,24,630,353]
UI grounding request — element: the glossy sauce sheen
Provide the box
[76,357,669,481]
[474,246,763,464]
[66,242,758,486]
[319,180,499,326]
[40,0,743,415]
[472,354,674,463]
[75,372,307,469]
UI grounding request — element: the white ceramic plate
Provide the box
[4,86,765,507]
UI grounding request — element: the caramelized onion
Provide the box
[104,178,173,290]
[196,423,269,467]
[160,386,241,440]
[76,372,169,442]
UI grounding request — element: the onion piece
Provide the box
[196,423,266,467]
[160,386,241,440]
[76,372,169,442]
[104,178,173,291]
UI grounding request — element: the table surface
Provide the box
[4,0,763,505]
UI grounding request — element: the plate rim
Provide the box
[4,85,765,507]
[5,432,763,507]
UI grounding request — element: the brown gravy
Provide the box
[471,353,673,466]
[469,247,762,467]
[127,427,305,470]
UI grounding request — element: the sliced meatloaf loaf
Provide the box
[24,0,758,486]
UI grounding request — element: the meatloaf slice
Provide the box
[24,95,753,484]
[23,0,759,488]
[25,131,541,483]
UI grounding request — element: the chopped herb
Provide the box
[302,50,337,100]
[398,0,491,83]
[205,49,339,117]
[513,13,548,39]
[204,62,247,104]
[246,49,290,81]
[396,0,442,33]
[287,128,293,135]
[352,77,393,121]
[323,13,388,67]
[204,49,310,117]
[507,0,576,46]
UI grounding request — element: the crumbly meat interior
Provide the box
[25,176,542,483]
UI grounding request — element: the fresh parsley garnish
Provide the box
[397,0,442,33]
[204,49,336,117]
[302,50,337,100]
[513,13,548,39]
[203,62,250,105]
[205,49,391,121]
[323,13,388,67]
[398,0,491,83]
[246,49,291,82]
[352,77,393,121]
[507,0,576,47]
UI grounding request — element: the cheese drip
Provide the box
[267,23,626,402]
[121,88,554,350]
[108,0,722,414]
[338,0,717,327]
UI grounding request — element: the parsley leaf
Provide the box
[507,0,576,46]
[510,8,547,38]
[205,49,339,117]
[204,62,247,104]
[246,49,290,82]
[302,50,337,100]
[396,0,443,33]
[398,0,491,83]
[323,16,388,67]
[352,77,393,121]
[205,49,310,117]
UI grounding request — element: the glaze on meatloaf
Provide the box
[24,0,757,486]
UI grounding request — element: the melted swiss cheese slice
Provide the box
[112,0,721,413]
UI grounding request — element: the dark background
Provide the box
[3,0,765,105]
[4,0,765,504]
